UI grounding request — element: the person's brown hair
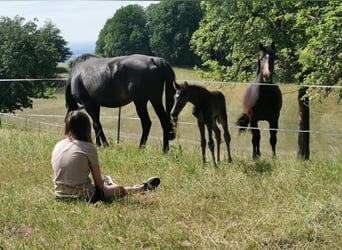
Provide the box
[64,111,92,143]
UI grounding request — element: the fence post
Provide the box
[116,107,121,144]
[297,86,310,160]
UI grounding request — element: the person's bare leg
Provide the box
[103,176,160,199]
[103,184,128,198]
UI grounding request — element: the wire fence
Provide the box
[1,111,342,136]
[1,78,341,143]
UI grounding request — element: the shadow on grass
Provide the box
[239,159,274,176]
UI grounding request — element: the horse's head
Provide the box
[171,81,190,121]
[257,42,276,83]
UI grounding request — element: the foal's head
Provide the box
[171,81,190,120]
[257,42,276,83]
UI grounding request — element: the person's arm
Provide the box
[89,164,104,189]
[89,163,107,202]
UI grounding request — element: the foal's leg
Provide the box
[150,99,174,153]
[269,119,279,156]
[221,120,232,163]
[206,123,216,165]
[83,103,108,147]
[134,99,152,150]
[197,120,207,164]
[250,119,261,158]
[212,122,221,163]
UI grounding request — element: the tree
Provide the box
[95,4,150,56]
[294,2,341,159]
[0,16,70,113]
[39,20,72,62]
[146,0,203,66]
[191,1,303,81]
[296,2,341,97]
[191,0,341,88]
[190,1,237,80]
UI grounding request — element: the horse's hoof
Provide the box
[168,131,176,140]
[253,154,261,159]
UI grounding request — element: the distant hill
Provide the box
[67,41,95,62]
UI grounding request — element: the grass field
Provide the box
[0,68,341,249]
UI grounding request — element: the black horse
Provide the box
[171,81,232,165]
[236,42,282,158]
[65,54,176,152]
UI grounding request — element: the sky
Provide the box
[0,1,156,45]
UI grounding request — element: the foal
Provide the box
[171,81,232,165]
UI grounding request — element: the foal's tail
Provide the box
[236,113,250,133]
[65,79,80,121]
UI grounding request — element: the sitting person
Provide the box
[51,110,160,203]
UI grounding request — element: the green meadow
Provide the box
[0,68,341,249]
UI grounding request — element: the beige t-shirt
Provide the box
[51,138,99,198]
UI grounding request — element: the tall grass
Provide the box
[0,124,341,249]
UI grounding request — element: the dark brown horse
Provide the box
[171,81,232,165]
[236,42,282,158]
[65,54,176,153]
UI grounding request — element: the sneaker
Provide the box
[143,177,160,191]
[103,175,114,185]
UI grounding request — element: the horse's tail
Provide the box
[153,57,176,140]
[164,65,176,116]
[163,62,177,140]
[152,57,176,115]
[217,91,228,124]
[236,113,250,133]
[65,79,80,120]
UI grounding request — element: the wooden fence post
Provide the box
[116,107,121,144]
[297,86,310,160]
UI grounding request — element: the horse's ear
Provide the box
[184,81,189,87]
[173,81,180,90]
[259,43,264,51]
[271,42,276,50]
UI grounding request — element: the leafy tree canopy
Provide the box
[0,16,71,113]
[191,0,341,95]
[39,20,72,62]
[95,4,150,56]
[146,0,203,66]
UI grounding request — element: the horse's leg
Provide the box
[150,100,173,153]
[206,123,216,166]
[197,120,207,164]
[250,119,261,158]
[212,122,221,163]
[133,99,151,150]
[83,102,108,147]
[269,119,279,156]
[221,120,232,163]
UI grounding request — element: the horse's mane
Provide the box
[73,53,98,66]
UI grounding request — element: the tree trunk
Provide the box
[297,87,310,160]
